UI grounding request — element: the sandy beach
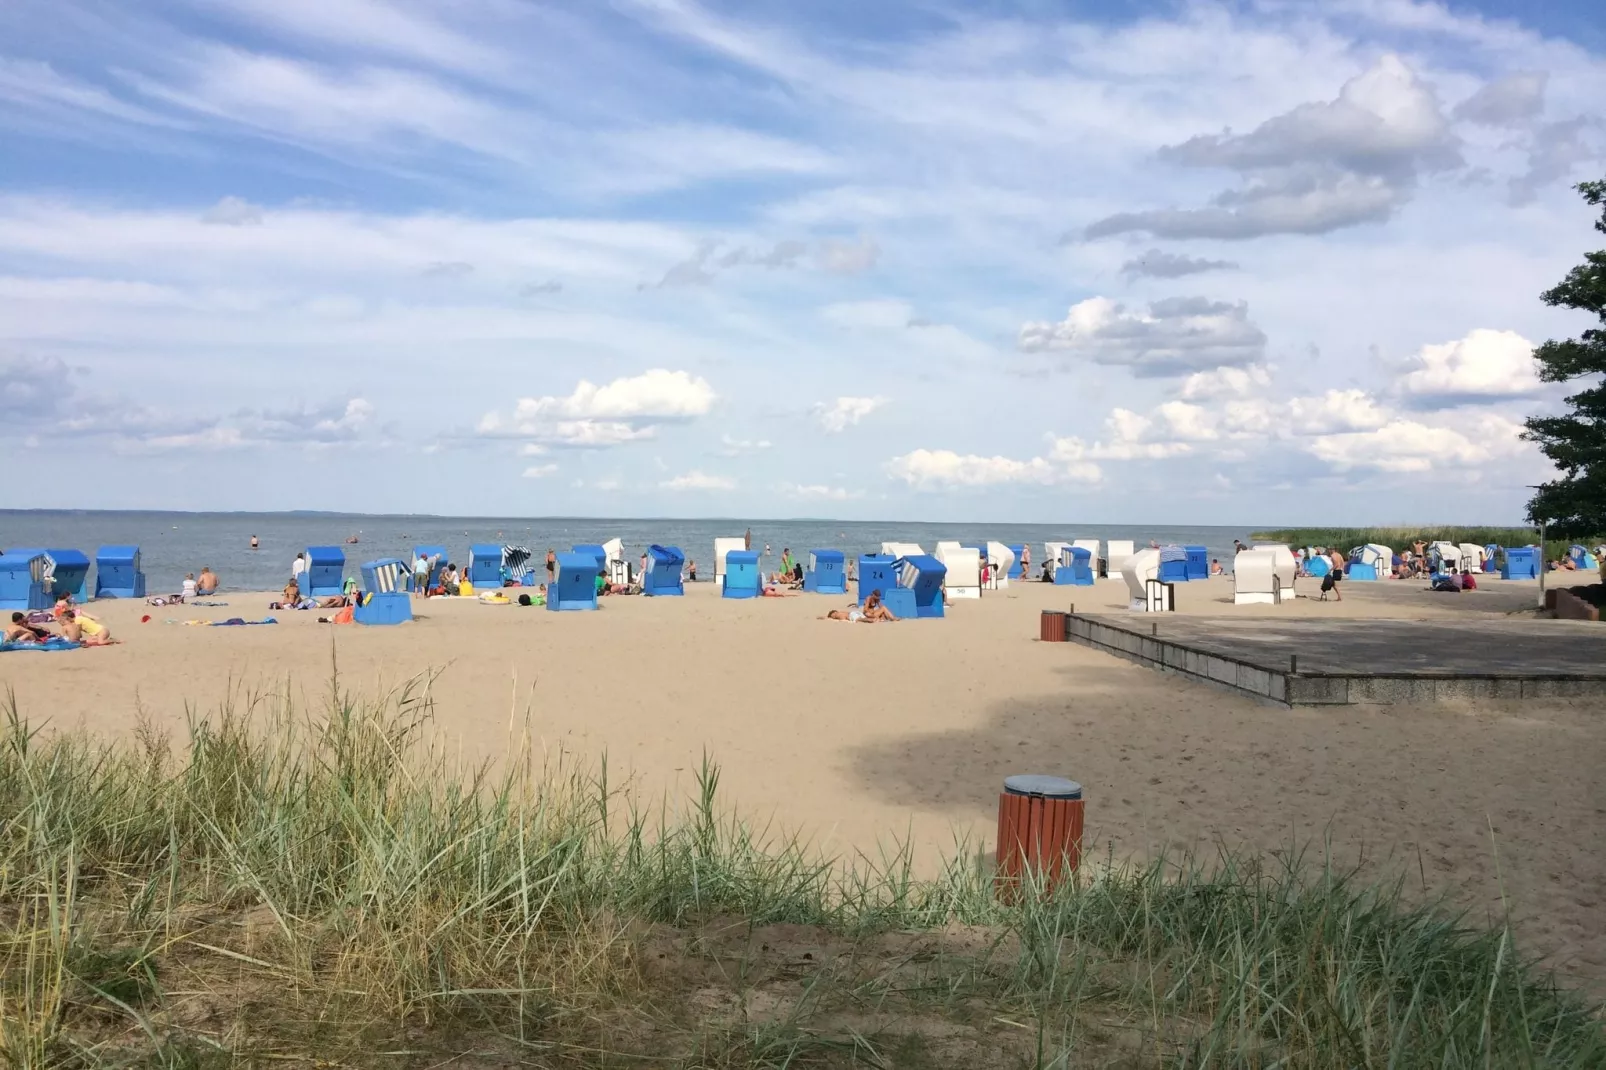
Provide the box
[7,571,1604,988]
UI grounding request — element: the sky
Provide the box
[1,0,1603,524]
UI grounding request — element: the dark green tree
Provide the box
[1524,177,1606,537]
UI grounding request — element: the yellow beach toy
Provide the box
[477,591,510,605]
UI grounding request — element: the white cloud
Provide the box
[717,433,771,456]
[1398,328,1542,406]
[201,195,264,226]
[1286,389,1391,434]
[521,463,558,478]
[482,369,716,449]
[814,395,886,432]
[1018,296,1266,376]
[662,469,735,491]
[1086,54,1462,240]
[783,482,862,501]
[1121,249,1238,278]
[1453,72,1548,127]
[886,444,1101,489]
[1180,364,1273,400]
[1304,415,1514,473]
[817,237,880,274]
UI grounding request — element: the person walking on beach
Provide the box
[1019,545,1031,580]
[291,552,306,584]
[546,549,556,584]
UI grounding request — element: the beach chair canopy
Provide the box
[306,546,345,568]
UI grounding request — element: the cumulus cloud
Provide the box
[814,395,886,432]
[662,469,735,491]
[1453,73,1548,127]
[886,439,1102,489]
[719,239,808,269]
[1121,249,1239,278]
[818,237,880,274]
[1508,118,1599,205]
[1397,328,1542,406]
[0,353,374,452]
[717,433,771,456]
[1086,55,1460,240]
[1018,296,1267,376]
[1305,414,1526,473]
[1180,364,1273,400]
[480,369,716,449]
[201,196,264,226]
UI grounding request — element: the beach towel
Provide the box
[210,617,278,626]
[1,638,81,652]
[191,600,230,607]
[147,595,185,606]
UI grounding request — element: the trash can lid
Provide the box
[1004,775,1082,799]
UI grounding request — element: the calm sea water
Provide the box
[0,512,1261,593]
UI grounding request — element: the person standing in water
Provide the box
[250,534,259,550]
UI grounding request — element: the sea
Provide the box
[0,512,1263,593]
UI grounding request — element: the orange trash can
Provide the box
[996,775,1083,900]
[1039,610,1067,642]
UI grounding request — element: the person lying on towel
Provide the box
[6,612,57,643]
[822,590,897,622]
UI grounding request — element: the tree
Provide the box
[1524,177,1606,537]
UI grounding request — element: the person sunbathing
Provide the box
[271,580,315,611]
[196,567,219,596]
[60,609,113,645]
[822,591,897,622]
[5,612,55,643]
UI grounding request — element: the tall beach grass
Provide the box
[2,673,1602,1067]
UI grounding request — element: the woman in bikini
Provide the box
[823,590,898,622]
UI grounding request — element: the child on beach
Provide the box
[60,609,114,645]
[183,573,198,599]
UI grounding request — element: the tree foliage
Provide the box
[1524,177,1606,536]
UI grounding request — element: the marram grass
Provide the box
[2,674,1601,1068]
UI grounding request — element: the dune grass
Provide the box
[2,672,1603,1067]
[1251,526,1544,550]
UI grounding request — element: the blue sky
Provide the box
[1,0,1602,523]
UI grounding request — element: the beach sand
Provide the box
[7,571,1604,989]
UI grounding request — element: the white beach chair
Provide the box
[1233,550,1280,605]
[985,541,1015,588]
[1458,542,1485,572]
[1253,544,1298,601]
[935,544,980,599]
[713,537,746,579]
[1120,547,1162,610]
[1106,540,1135,577]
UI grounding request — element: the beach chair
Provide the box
[1567,545,1597,570]
[1044,542,1069,579]
[1157,546,1189,583]
[643,545,686,595]
[93,545,146,599]
[1121,548,1173,611]
[1458,543,1486,572]
[1053,546,1093,586]
[1072,539,1101,577]
[1306,554,1331,578]
[354,559,413,625]
[545,552,600,611]
[1233,550,1280,605]
[879,587,918,618]
[896,555,948,618]
[713,537,746,581]
[803,550,847,594]
[601,538,627,584]
[301,546,346,598]
[42,549,90,600]
[985,542,1015,588]
[934,544,980,599]
[880,542,924,559]
[1500,546,1539,579]
[1105,540,1135,577]
[857,554,897,605]
[721,550,761,599]
[1428,541,1462,573]
[1184,545,1209,581]
[0,552,51,611]
[468,544,502,589]
[1253,544,1298,601]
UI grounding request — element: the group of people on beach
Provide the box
[3,594,114,646]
